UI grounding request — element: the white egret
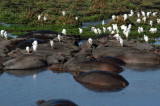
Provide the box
[62,10,66,16]
[79,28,83,34]
[149,20,153,26]
[102,20,105,26]
[26,46,30,53]
[1,30,5,37]
[149,28,157,34]
[157,19,160,24]
[142,17,146,23]
[62,29,66,35]
[153,12,157,17]
[32,40,38,52]
[38,14,41,21]
[107,26,112,32]
[147,11,151,17]
[58,34,61,42]
[138,27,144,34]
[112,15,116,20]
[4,31,7,39]
[93,28,98,34]
[123,14,128,21]
[50,40,54,49]
[97,28,101,35]
[75,17,79,21]
[144,35,149,43]
[137,19,141,23]
[103,27,106,33]
[43,16,47,21]
[114,34,120,41]
[119,36,123,46]
[141,11,145,17]
[33,74,37,79]
[88,38,92,45]
[137,12,140,17]
[111,31,115,34]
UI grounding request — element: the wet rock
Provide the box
[97,56,126,66]
[3,55,47,70]
[117,51,160,65]
[36,99,78,106]
[73,70,129,91]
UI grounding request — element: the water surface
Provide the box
[0,66,160,106]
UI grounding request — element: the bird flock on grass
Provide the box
[1,10,159,53]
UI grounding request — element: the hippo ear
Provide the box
[36,100,46,105]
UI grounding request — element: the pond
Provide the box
[0,66,160,106]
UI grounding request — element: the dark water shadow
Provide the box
[4,68,45,77]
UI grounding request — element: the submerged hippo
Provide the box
[117,51,160,65]
[36,99,78,106]
[78,61,124,73]
[97,56,126,66]
[74,70,129,91]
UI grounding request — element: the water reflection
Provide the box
[82,18,111,28]
[4,68,45,77]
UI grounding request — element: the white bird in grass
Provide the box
[121,25,127,30]
[137,12,140,17]
[75,17,79,21]
[123,29,130,39]
[111,31,115,34]
[93,28,98,34]
[147,11,151,17]
[38,14,41,21]
[26,46,30,53]
[57,34,61,42]
[1,30,5,37]
[141,11,145,17]
[4,31,7,39]
[137,19,141,23]
[62,29,66,35]
[149,20,153,26]
[128,24,132,30]
[103,27,106,33]
[123,14,128,20]
[32,40,38,52]
[107,26,112,33]
[79,28,83,34]
[50,40,54,49]
[142,17,146,23]
[144,35,149,43]
[43,16,47,21]
[149,28,157,34]
[138,27,144,34]
[102,20,105,26]
[97,28,102,35]
[152,12,157,17]
[62,10,66,16]
[112,15,116,20]
[157,19,160,24]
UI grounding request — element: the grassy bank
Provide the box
[0,0,160,40]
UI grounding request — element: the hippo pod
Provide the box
[36,99,78,106]
[116,51,160,65]
[78,61,124,73]
[73,70,129,91]
[97,56,126,66]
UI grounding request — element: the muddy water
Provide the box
[0,66,160,106]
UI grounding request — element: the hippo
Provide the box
[73,70,129,91]
[78,61,124,73]
[116,51,160,65]
[36,99,78,106]
[97,56,126,66]
[73,70,129,90]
